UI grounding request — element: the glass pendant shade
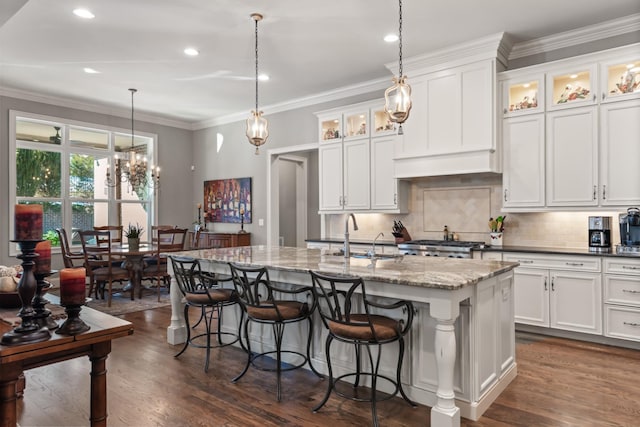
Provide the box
[246,109,269,154]
[384,75,412,124]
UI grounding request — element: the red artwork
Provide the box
[203,178,252,224]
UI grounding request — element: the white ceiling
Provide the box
[1,0,639,127]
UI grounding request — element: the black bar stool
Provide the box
[309,270,416,426]
[228,262,322,401]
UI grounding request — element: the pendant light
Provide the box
[384,0,412,135]
[246,13,269,154]
[105,88,160,192]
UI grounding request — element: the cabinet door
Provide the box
[502,114,545,208]
[397,75,428,157]
[461,60,494,151]
[546,106,598,206]
[343,139,370,210]
[318,143,343,211]
[501,75,544,117]
[546,65,597,110]
[513,267,549,327]
[426,68,461,153]
[600,99,640,206]
[371,136,399,210]
[550,270,602,334]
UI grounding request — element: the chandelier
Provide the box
[246,13,269,154]
[384,0,412,135]
[105,88,160,193]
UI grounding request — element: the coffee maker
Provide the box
[588,216,612,252]
[617,207,640,255]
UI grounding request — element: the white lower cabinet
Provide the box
[504,253,602,335]
[604,257,640,342]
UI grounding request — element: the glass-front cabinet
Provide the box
[318,113,342,142]
[502,75,544,116]
[601,57,640,102]
[371,104,397,136]
[343,108,369,140]
[546,65,596,110]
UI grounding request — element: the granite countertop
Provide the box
[173,246,518,291]
[480,245,638,258]
[306,238,397,247]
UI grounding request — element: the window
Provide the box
[9,110,157,252]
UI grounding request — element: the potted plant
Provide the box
[124,223,144,251]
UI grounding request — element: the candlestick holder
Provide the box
[239,211,247,234]
[33,270,58,330]
[56,303,90,335]
[1,240,52,345]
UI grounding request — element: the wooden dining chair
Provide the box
[55,228,85,269]
[93,225,124,245]
[80,230,130,307]
[143,228,188,300]
[151,225,177,244]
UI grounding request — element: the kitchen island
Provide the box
[166,246,518,427]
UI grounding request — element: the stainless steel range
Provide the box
[397,240,484,258]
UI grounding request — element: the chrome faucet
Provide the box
[368,232,384,257]
[344,213,358,258]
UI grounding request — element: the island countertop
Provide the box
[171,245,518,291]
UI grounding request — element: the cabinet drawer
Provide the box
[482,252,503,261]
[503,253,600,272]
[604,275,640,307]
[604,305,640,342]
[604,258,640,275]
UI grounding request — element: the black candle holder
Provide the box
[55,303,90,336]
[33,270,58,330]
[1,240,52,345]
[239,211,247,234]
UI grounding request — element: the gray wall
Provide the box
[0,95,194,268]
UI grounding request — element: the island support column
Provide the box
[166,262,187,345]
[430,297,461,427]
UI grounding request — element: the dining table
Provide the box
[110,244,158,300]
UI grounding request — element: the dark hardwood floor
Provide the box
[16,306,640,426]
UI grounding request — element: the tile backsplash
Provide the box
[324,173,627,249]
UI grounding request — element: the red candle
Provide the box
[59,268,86,305]
[35,240,52,274]
[15,204,43,240]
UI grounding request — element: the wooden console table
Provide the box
[188,231,250,249]
[0,298,133,427]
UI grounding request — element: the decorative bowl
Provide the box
[0,283,52,309]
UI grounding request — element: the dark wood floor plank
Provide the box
[15,308,640,426]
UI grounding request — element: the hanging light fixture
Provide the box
[384,0,412,135]
[105,88,160,192]
[246,13,269,154]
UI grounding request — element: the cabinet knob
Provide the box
[551,277,555,291]
[544,277,548,291]
[602,93,605,101]
[503,108,508,114]
[593,185,596,200]
[504,189,508,202]
[602,185,606,200]
[592,94,596,101]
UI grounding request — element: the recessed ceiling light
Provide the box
[73,8,95,19]
[84,67,100,74]
[184,47,199,56]
[258,74,269,81]
[570,74,578,79]
[384,34,399,43]
[627,63,636,69]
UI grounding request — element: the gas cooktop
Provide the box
[399,240,485,248]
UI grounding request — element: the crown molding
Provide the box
[509,13,640,60]
[193,77,390,129]
[0,86,193,130]
[386,32,509,76]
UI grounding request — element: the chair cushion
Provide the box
[91,266,130,280]
[185,288,235,304]
[247,300,308,321]
[328,314,401,342]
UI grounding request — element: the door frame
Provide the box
[266,143,317,247]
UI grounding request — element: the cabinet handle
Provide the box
[593,94,596,101]
[622,289,640,294]
[593,185,596,200]
[565,262,584,267]
[602,185,606,200]
[517,260,534,264]
[503,108,508,114]
[623,321,640,327]
[339,196,343,206]
[394,193,397,204]
[544,277,548,291]
[622,266,640,270]
[504,189,508,202]
[602,93,606,101]
[343,196,347,206]
[551,277,555,291]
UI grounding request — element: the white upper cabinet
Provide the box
[600,56,640,103]
[546,64,597,111]
[501,74,544,117]
[318,112,342,143]
[546,106,598,207]
[342,107,369,141]
[371,135,408,212]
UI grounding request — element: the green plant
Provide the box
[124,223,144,239]
[488,215,506,232]
[42,230,60,246]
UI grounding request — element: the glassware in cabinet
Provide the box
[343,110,369,139]
[602,59,640,101]
[547,66,596,109]
[319,116,342,142]
[371,106,397,136]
